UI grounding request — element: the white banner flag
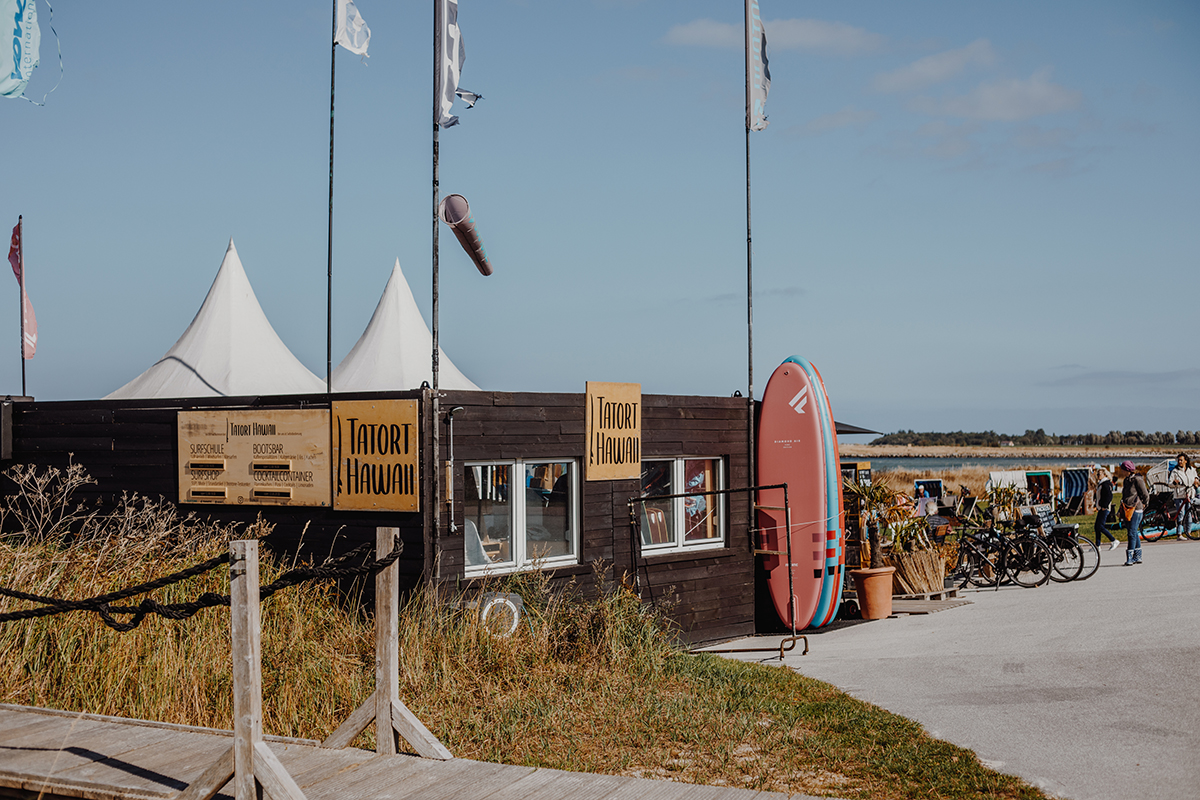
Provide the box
[335,0,370,57]
[1,0,40,99]
[435,0,470,128]
[746,0,770,131]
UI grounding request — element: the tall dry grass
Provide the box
[0,463,1052,798]
[0,461,376,739]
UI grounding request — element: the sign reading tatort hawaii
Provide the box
[585,381,641,481]
[332,399,420,511]
[178,410,331,506]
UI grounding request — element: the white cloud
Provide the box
[792,106,878,136]
[664,18,741,48]
[910,68,1082,121]
[915,120,982,160]
[665,18,883,55]
[766,19,884,55]
[873,39,996,93]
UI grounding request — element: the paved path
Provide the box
[704,539,1200,800]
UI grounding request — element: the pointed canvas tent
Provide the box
[333,259,480,392]
[106,240,325,399]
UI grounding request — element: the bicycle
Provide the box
[1140,483,1200,542]
[951,522,1052,589]
[1020,504,1100,582]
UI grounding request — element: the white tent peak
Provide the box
[332,258,480,392]
[106,239,325,399]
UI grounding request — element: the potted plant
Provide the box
[887,516,946,595]
[842,476,903,619]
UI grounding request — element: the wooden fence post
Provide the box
[375,526,400,755]
[176,540,306,800]
[230,539,262,800]
[321,527,452,759]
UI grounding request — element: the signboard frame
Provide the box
[177,409,331,507]
[332,399,421,512]
[585,381,642,482]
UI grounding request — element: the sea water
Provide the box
[864,456,1161,473]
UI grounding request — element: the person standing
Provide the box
[1118,460,1150,565]
[1168,453,1198,539]
[1093,468,1120,550]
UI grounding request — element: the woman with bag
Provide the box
[1167,453,1198,539]
[1093,468,1120,550]
[1118,461,1150,565]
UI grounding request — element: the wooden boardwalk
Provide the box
[0,704,796,800]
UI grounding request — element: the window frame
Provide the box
[638,456,727,555]
[462,457,580,576]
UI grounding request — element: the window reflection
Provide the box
[464,464,512,566]
[683,458,720,542]
[525,461,574,560]
[639,461,674,546]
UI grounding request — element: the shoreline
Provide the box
[839,444,1179,460]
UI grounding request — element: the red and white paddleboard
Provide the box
[757,360,827,630]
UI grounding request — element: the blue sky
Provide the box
[3,1,1197,438]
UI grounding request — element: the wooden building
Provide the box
[1,388,755,645]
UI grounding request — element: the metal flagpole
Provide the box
[17,215,25,397]
[744,1,756,520]
[430,0,442,587]
[326,0,337,395]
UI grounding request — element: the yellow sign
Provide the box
[332,399,421,511]
[585,381,641,481]
[178,410,331,506]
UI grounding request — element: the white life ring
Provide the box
[478,594,522,638]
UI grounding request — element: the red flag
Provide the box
[9,221,36,359]
[7,223,18,281]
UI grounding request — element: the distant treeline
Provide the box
[872,429,1200,446]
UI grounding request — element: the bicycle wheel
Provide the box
[1140,510,1166,542]
[1048,539,1084,583]
[1075,537,1100,580]
[1006,537,1052,588]
[955,537,1003,587]
[1185,517,1200,541]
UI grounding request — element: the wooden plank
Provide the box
[319,691,375,750]
[252,741,307,800]
[282,747,371,788]
[376,527,400,756]
[76,739,233,798]
[229,540,262,800]
[0,710,90,743]
[390,699,452,760]
[13,436,114,452]
[174,743,235,800]
[0,704,319,746]
[299,754,443,800]
[375,759,537,800]
[306,755,480,800]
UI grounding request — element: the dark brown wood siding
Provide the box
[3,390,754,644]
[440,391,754,645]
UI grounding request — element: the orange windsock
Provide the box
[438,194,493,276]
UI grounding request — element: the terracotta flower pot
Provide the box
[849,566,896,620]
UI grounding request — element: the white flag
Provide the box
[435,0,466,128]
[1,0,40,99]
[746,0,770,131]
[335,0,370,57]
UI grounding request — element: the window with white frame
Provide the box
[462,459,579,574]
[639,457,725,552]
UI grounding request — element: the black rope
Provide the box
[0,537,403,632]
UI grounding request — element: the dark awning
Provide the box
[834,421,880,436]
